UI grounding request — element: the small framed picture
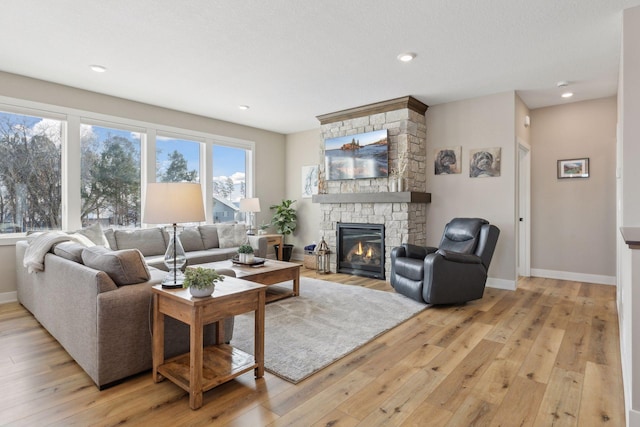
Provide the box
[557,158,589,179]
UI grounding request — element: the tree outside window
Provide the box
[81,125,141,228]
[0,112,62,233]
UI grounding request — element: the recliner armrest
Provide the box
[436,249,482,264]
[403,243,437,259]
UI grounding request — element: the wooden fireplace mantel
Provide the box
[312,191,431,204]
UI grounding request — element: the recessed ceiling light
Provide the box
[561,92,574,98]
[397,52,416,62]
[238,105,250,110]
[90,65,107,73]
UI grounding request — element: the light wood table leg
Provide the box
[190,306,204,410]
[277,236,283,260]
[152,294,165,383]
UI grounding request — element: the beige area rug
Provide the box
[230,277,426,383]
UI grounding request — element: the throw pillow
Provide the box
[81,246,151,286]
[53,241,87,263]
[217,223,248,248]
[168,227,205,252]
[199,225,220,249]
[74,222,110,248]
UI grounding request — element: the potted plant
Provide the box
[270,199,297,261]
[183,267,224,297]
[257,223,270,235]
[237,244,255,263]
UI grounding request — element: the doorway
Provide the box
[518,139,531,278]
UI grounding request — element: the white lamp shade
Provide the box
[239,198,261,213]
[143,182,205,224]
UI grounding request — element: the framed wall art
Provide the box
[469,147,501,178]
[557,158,589,179]
[301,165,319,198]
[434,146,461,175]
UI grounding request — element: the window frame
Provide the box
[0,97,256,243]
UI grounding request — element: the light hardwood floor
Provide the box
[0,270,624,426]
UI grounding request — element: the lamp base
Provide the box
[161,269,185,289]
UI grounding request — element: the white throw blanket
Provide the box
[23,231,94,273]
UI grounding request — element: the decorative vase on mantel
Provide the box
[396,177,404,192]
[389,177,398,192]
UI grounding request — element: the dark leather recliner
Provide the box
[390,218,500,304]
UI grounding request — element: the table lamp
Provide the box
[143,182,205,288]
[239,198,261,235]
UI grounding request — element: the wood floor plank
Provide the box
[532,367,583,427]
[578,361,625,425]
[488,375,548,427]
[0,273,625,426]
[472,336,534,405]
[517,326,565,384]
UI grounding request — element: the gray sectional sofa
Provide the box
[15,223,268,389]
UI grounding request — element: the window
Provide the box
[80,124,141,228]
[0,100,255,236]
[156,135,200,182]
[212,145,247,223]
[0,111,62,233]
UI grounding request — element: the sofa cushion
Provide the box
[53,242,87,263]
[114,227,166,256]
[81,246,151,286]
[103,228,117,249]
[199,225,220,249]
[175,227,205,252]
[217,224,248,248]
[74,223,110,248]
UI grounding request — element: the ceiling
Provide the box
[1,1,639,135]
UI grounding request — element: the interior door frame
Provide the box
[517,138,531,278]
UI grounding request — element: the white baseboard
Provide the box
[486,277,517,291]
[0,291,17,304]
[530,268,616,286]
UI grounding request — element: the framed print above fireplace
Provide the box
[557,158,589,179]
[324,129,388,180]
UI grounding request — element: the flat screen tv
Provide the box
[324,129,389,180]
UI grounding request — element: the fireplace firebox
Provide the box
[336,222,385,280]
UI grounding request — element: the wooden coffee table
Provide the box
[196,259,300,303]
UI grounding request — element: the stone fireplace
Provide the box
[312,96,430,279]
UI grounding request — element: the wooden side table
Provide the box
[152,278,266,410]
[261,233,284,260]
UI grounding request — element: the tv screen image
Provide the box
[324,129,389,180]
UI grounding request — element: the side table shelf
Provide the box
[157,344,256,393]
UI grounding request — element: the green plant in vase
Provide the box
[237,244,255,263]
[270,199,297,261]
[183,267,224,297]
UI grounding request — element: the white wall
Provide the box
[618,5,640,425]
[284,129,322,259]
[0,71,286,296]
[530,97,617,281]
[425,91,517,288]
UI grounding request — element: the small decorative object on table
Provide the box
[257,223,270,235]
[237,244,255,263]
[182,267,224,297]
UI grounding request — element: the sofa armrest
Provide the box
[248,235,267,258]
